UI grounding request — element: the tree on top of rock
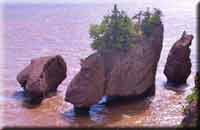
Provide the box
[89,4,135,52]
[140,8,163,37]
[89,5,163,52]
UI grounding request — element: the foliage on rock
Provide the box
[181,72,199,127]
[140,8,162,37]
[186,72,199,103]
[89,4,162,52]
[89,4,135,51]
[186,88,198,103]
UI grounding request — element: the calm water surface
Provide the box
[1,0,198,127]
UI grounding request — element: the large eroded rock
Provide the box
[17,55,67,101]
[65,53,106,107]
[164,31,193,85]
[65,23,163,108]
[106,24,163,96]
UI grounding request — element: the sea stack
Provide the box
[17,55,67,103]
[65,22,164,108]
[164,31,193,85]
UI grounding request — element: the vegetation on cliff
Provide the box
[140,8,162,37]
[89,4,162,52]
[186,88,198,104]
[186,72,199,104]
[181,72,199,127]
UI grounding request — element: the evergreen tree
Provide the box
[140,8,162,37]
[89,4,135,51]
[89,5,162,52]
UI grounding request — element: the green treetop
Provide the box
[89,5,162,52]
[89,4,135,52]
[140,8,162,37]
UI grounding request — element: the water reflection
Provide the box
[61,96,152,126]
[164,82,190,93]
[12,89,59,108]
[12,90,41,108]
[12,90,26,101]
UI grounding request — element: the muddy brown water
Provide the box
[0,0,197,127]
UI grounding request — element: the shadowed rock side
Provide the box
[164,31,193,85]
[106,24,163,97]
[181,72,199,127]
[17,55,67,102]
[181,101,197,127]
[65,23,163,108]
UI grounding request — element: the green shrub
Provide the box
[140,8,162,37]
[186,73,199,104]
[89,4,135,51]
[89,5,162,52]
[186,88,198,103]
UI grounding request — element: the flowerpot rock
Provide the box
[65,23,163,108]
[164,31,193,85]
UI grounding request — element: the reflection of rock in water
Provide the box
[62,95,152,127]
[164,83,189,93]
[12,91,26,101]
[12,90,42,108]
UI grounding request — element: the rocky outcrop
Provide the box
[65,53,106,107]
[106,25,163,96]
[17,55,67,102]
[65,23,163,108]
[181,72,199,127]
[164,31,193,85]
[181,100,197,127]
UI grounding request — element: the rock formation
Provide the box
[181,72,199,127]
[181,100,197,127]
[65,23,163,108]
[106,24,163,97]
[17,55,67,102]
[164,31,193,85]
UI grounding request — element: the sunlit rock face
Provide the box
[65,23,163,108]
[65,53,106,107]
[164,31,193,85]
[17,55,67,101]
